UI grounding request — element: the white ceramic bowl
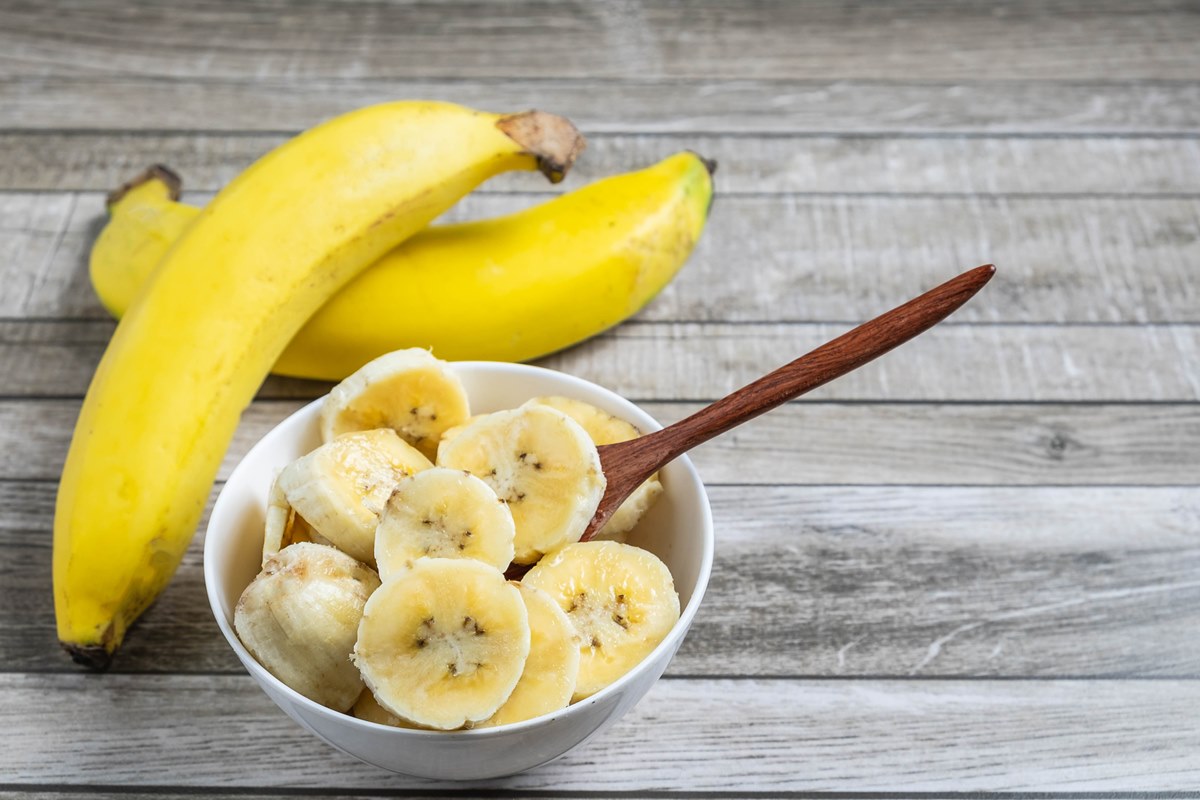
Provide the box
[204,361,714,780]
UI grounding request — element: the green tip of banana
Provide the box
[687,151,718,177]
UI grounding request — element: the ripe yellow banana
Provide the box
[56,101,584,669]
[90,152,714,379]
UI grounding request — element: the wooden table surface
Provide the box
[3,1,1200,796]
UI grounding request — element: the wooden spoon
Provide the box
[578,263,996,541]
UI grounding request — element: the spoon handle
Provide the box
[583,264,995,540]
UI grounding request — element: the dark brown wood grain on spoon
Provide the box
[580,264,996,540]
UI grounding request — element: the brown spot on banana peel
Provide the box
[106,164,183,209]
[495,111,586,184]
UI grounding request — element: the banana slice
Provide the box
[350,688,426,729]
[354,558,530,730]
[262,474,334,564]
[437,405,606,564]
[529,396,663,542]
[234,542,381,711]
[438,414,483,448]
[375,467,516,579]
[478,583,580,728]
[523,541,679,701]
[321,348,471,460]
[276,428,432,565]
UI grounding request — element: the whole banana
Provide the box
[90,152,714,379]
[55,101,584,669]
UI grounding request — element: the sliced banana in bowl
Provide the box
[523,540,680,701]
[209,356,714,777]
[374,467,516,578]
[262,474,335,564]
[276,427,431,565]
[437,405,606,564]
[351,688,428,729]
[353,558,531,730]
[529,395,663,542]
[321,348,471,460]
[234,542,381,712]
[478,582,581,728]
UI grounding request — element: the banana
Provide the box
[437,414,484,446]
[89,165,194,318]
[320,348,470,461]
[234,542,381,711]
[350,688,424,729]
[478,583,580,728]
[523,541,679,701]
[353,558,530,730]
[437,405,606,564]
[276,428,432,566]
[89,152,713,379]
[56,101,583,669]
[262,474,335,564]
[529,396,662,542]
[375,467,516,579]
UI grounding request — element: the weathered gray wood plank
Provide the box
[5,191,1200,325]
[0,796,532,800]
[6,132,1200,195]
[5,79,1199,134]
[5,483,1199,677]
[0,796,594,800]
[540,323,1200,402]
[3,0,1197,793]
[3,0,1197,82]
[3,673,1199,790]
[6,320,1200,403]
[3,400,1196,486]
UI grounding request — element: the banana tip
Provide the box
[689,151,718,177]
[61,641,114,672]
[106,164,183,208]
[496,111,586,184]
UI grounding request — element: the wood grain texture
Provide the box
[5,78,1200,134]
[6,320,1200,403]
[3,0,1198,792]
[6,132,1200,195]
[2,0,1197,82]
[0,796,678,800]
[2,400,1197,485]
[3,673,1200,791]
[6,191,1200,325]
[5,483,1199,677]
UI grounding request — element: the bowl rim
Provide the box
[203,359,715,738]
